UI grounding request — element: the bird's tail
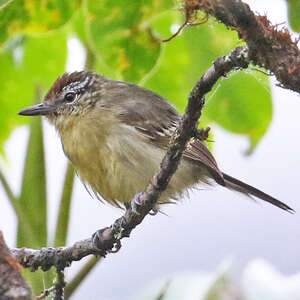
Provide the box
[222,173,294,213]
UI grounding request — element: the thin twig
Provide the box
[37,268,67,299]
[11,46,249,271]
[155,279,171,300]
[54,270,66,300]
[161,11,208,42]
[161,19,188,42]
[37,286,56,299]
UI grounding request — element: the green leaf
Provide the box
[145,13,272,152]
[0,0,11,9]
[0,50,28,152]
[144,11,191,111]
[17,105,46,248]
[287,0,300,32]
[22,30,67,87]
[0,30,68,293]
[70,8,88,46]
[145,14,242,109]
[0,29,67,151]
[0,0,81,45]
[54,163,75,247]
[17,103,54,292]
[69,8,100,72]
[204,71,272,154]
[85,0,173,82]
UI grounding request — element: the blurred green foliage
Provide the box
[0,0,283,297]
[0,0,272,154]
[0,31,67,153]
[145,12,271,153]
[86,0,172,82]
[0,0,81,45]
[287,0,300,32]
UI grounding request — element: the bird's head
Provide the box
[19,71,104,127]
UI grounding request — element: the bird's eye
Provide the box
[64,92,76,103]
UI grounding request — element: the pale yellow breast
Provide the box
[58,112,209,207]
[58,112,159,206]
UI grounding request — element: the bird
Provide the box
[19,71,293,212]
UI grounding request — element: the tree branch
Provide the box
[0,231,33,300]
[184,0,300,93]
[11,46,249,271]
[54,270,65,300]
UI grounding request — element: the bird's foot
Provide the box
[108,240,122,253]
[149,204,159,216]
[131,193,159,216]
[131,192,144,215]
[92,227,122,253]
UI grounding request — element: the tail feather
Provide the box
[222,173,294,213]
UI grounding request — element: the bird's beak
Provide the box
[18,103,56,116]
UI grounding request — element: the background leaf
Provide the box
[85,0,173,82]
[0,29,67,151]
[286,0,300,32]
[17,114,47,248]
[0,0,81,45]
[0,29,69,293]
[54,163,75,247]
[145,13,272,152]
[204,71,272,154]
[17,105,54,293]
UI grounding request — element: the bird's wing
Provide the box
[106,81,293,212]
[129,117,225,186]
[110,81,224,185]
[183,139,225,185]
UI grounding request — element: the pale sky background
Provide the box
[1,1,300,299]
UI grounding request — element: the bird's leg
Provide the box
[131,193,159,216]
[91,227,116,253]
[131,192,144,214]
[92,218,125,253]
[92,227,123,253]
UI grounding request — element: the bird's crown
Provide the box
[44,71,98,103]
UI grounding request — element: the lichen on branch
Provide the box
[182,0,300,93]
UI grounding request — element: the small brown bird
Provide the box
[19,71,293,212]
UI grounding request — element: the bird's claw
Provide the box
[131,193,159,216]
[131,192,144,214]
[92,229,105,249]
[108,240,122,253]
[149,204,159,216]
[92,227,122,253]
